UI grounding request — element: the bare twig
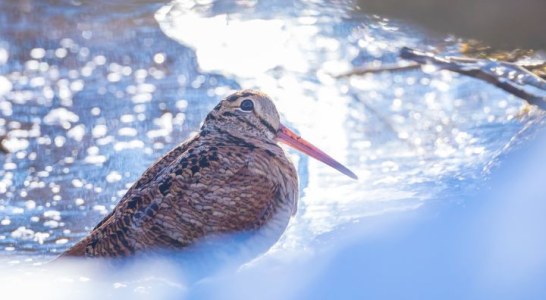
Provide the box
[335,62,420,78]
[399,47,546,108]
[521,62,546,79]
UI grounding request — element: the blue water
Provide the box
[0,0,545,299]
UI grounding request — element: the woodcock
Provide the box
[61,90,357,258]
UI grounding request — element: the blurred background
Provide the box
[0,0,544,299]
[358,0,546,49]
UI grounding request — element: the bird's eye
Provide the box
[240,99,254,111]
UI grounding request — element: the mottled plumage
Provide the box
[61,90,356,258]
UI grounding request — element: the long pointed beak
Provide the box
[275,124,358,180]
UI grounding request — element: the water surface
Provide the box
[0,0,544,298]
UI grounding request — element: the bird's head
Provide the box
[203,89,281,140]
[202,90,358,180]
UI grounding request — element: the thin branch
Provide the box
[520,62,546,79]
[335,62,420,78]
[399,47,546,108]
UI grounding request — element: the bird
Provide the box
[60,89,357,259]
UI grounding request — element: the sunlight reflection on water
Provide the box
[155,0,544,256]
[0,0,545,298]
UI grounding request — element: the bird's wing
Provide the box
[64,136,281,257]
[122,157,282,254]
[61,134,199,257]
[90,134,200,231]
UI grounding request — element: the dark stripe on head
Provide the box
[225,90,260,102]
[226,94,239,102]
[222,111,260,131]
[239,117,259,131]
[222,111,237,117]
[222,109,276,135]
[240,91,257,98]
[215,127,256,150]
[259,117,277,134]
